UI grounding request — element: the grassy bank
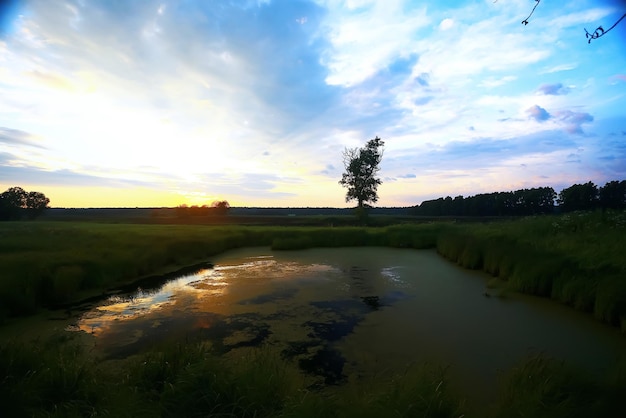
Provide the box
[435,210,626,331]
[0,222,444,319]
[2,334,624,418]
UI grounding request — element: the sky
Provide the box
[0,0,625,208]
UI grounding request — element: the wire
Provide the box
[521,0,541,26]
[585,13,626,43]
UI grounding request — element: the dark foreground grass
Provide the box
[1,334,624,418]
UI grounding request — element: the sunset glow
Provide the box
[1,0,625,207]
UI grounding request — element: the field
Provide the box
[1,211,625,416]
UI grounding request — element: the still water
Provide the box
[68,247,625,400]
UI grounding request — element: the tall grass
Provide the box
[0,222,444,318]
[434,211,626,330]
[490,353,626,418]
[2,335,624,417]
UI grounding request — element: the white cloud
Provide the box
[317,0,429,86]
[541,63,578,74]
[1,0,625,207]
[439,18,454,30]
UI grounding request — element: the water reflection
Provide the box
[65,247,626,400]
[68,268,220,335]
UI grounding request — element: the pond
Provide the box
[67,247,626,402]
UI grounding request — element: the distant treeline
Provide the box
[412,180,626,217]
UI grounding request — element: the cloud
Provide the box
[439,18,454,30]
[541,63,577,74]
[611,74,626,83]
[526,105,551,122]
[1,0,625,208]
[26,70,74,91]
[0,126,44,148]
[479,76,517,88]
[318,1,430,87]
[398,173,416,179]
[556,110,594,134]
[321,163,336,175]
[536,82,569,95]
[0,163,154,188]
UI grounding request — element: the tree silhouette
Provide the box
[339,137,384,212]
[211,200,230,216]
[0,186,50,220]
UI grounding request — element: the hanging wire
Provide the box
[518,0,625,44]
[521,0,541,26]
[585,13,626,43]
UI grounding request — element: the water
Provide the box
[67,246,626,401]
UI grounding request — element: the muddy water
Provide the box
[68,247,626,401]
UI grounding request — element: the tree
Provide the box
[599,180,626,209]
[557,182,598,212]
[339,136,385,211]
[211,200,230,216]
[0,186,50,220]
[25,191,50,219]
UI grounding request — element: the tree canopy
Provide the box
[0,186,50,220]
[339,137,384,210]
[413,180,625,217]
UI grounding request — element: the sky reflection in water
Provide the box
[66,247,626,400]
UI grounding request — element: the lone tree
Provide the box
[211,200,230,216]
[339,136,385,211]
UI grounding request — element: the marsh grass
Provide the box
[2,335,624,418]
[433,211,626,329]
[1,210,625,328]
[0,334,102,418]
[0,335,464,418]
[328,363,461,418]
[490,353,626,418]
[0,222,446,318]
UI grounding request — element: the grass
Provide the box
[433,210,626,330]
[2,212,626,416]
[489,353,626,418]
[1,334,624,417]
[0,222,444,319]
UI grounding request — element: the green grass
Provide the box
[433,211,626,329]
[2,335,624,417]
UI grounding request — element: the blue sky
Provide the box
[0,0,625,208]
